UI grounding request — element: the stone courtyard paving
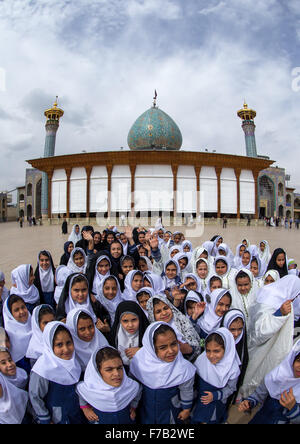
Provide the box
[0,220,299,424]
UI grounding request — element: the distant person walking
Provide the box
[61,218,68,235]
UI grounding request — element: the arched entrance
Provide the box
[259,175,275,218]
[27,204,32,218]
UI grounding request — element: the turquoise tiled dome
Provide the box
[127,106,182,150]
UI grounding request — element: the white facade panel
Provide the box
[177,165,196,213]
[200,166,217,213]
[51,169,67,214]
[111,165,131,212]
[70,168,87,213]
[240,169,255,214]
[135,164,173,212]
[221,168,237,214]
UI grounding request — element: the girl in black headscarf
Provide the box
[266,248,288,278]
[59,241,74,266]
[108,300,149,373]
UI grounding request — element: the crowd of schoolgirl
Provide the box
[0,222,300,425]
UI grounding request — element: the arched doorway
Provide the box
[27,204,32,218]
[259,175,275,218]
[278,205,284,218]
[35,179,42,218]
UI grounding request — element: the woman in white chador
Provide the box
[240,275,300,398]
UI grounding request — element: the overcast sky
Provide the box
[1,0,300,193]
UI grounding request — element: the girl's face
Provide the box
[73,252,85,268]
[103,279,118,300]
[264,275,275,285]
[276,253,286,268]
[11,300,29,323]
[121,260,134,276]
[138,247,147,256]
[218,249,226,257]
[185,279,197,291]
[0,351,16,377]
[71,280,89,304]
[196,262,208,279]
[154,330,179,362]
[39,254,50,271]
[260,242,265,252]
[210,279,222,292]
[174,234,181,244]
[215,261,227,276]
[228,318,244,341]
[68,243,74,254]
[138,259,148,272]
[242,252,250,266]
[178,258,188,270]
[120,234,127,245]
[165,264,177,279]
[206,340,225,365]
[215,295,231,317]
[97,259,110,276]
[143,278,151,288]
[77,317,95,342]
[53,330,74,360]
[216,238,223,248]
[250,261,259,277]
[183,245,191,253]
[99,357,123,387]
[236,277,251,295]
[170,249,179,258]
[163,232,170,242]
[293,355,300,378]
[75,226,80,234]
[239,245,246,256]
[153,301,173,324]
[29,267,35,286]
[39,313,55,332]
[199,252,208,259]
[137,293,150,311]
[110,243,122,258]
[120,313,139,335]
[186,301,196,317]
[94,233,101,244]
[106,234,115,244]
[131,274,143,292]
[138,233,145,243]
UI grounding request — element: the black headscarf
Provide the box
[33,250,56,302]
[267,247,288,278]
[108,300,149,348]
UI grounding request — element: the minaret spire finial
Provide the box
[153,89,157,107]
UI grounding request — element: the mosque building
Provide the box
[22,95,299,225]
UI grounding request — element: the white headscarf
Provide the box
[122,270,143,302]
[37,251,54,293]
[4,365,28,390]
[0,373,28,424]
[182,272,202,293]
[230,268,257,320]
[233,243,245,269]
[67,247,87,274]
[92,255,111,295]
[213,256,236,289]
[68,224,82,245]
[161,259,181,289]
[130,321,196,389]
[76,347,140,412]
[54,266,73,304]
[116,312,140,366]
[10,265,39,304]
[194,258,211,291]
[26,304,55,360]
[143,272,165,295]
[197,288,231,335]
[194,327,241,388]
[258,240,271,264]
[3,297,32,362]
[256,275,300,319]
[183,290,202,315]
[217,243,234,265]
[265,339,300,402]
[66,308,108,370]
[262,269,280,285]
[64,274,96,323]
[96,275,124,324]
[221,309,246,345]
[32,321,81,385]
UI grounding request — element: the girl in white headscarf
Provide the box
[194,258,212,293]
[143,272,165,295]
[91,255,112,296]
[262,269,280,286]
[67,247,88,274]
[239,339,300,424]
[213,256,237,290]
[66,308,108,372]
[54,265,73,304]
[230,269,257,324]
[77,346,141,424]
[10,265,40,313]
[26,304,55,365]
[192,328,240,424]
[233,243,246,269]
[29,321,83,424]
[0,372,29,424]
[96,275,124,324]
[240,275,300,399]
[258,240,271,265]
[122,270,144,302]
[33,251,56,310]
[193,288,232,339]
[68,224,82,246]
[130,321,196,424]
[217,243,234,266]
[3,295,32,374]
